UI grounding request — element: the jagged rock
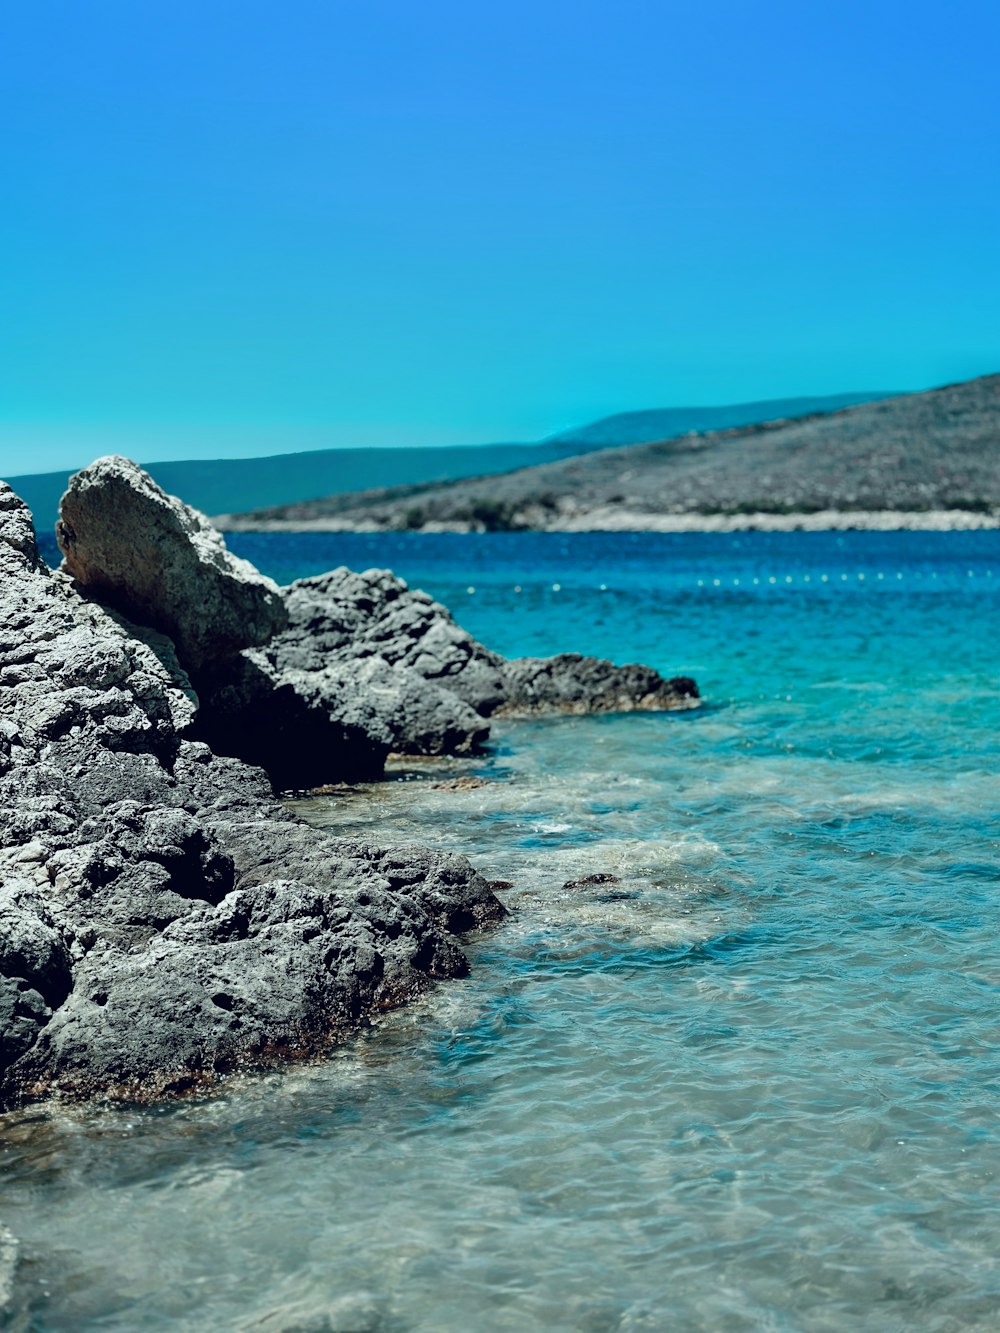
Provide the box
[267,566,696,759]
[1,461,699,1110]
[194,648,488,787]
[51,462,493,777]
[276,567,508,715]
[0,878,72,1068]
[57,455,287,668]
[190,565,495,780]
[191,650,390,789]
[50,463,697,790]
[0,483,185,763]
[0,485,505,1109]
[51,577,200,732]
[498,654,700,715]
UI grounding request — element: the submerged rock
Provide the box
[0,483,504,1108]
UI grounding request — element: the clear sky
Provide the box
[3,0,999,472]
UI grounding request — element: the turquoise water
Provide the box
[5,532,999,1331]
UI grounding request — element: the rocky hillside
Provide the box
[219,375,1000,531]
[547,391,892,450]
[7,391,888,533]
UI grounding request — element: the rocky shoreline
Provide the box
[0,458,698,1110]
[215,507,1000,534]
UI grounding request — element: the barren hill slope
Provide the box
[220,376,1000,532]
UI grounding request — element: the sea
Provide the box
[6,530,999,1332]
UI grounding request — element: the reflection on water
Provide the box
[3,532,999,1331]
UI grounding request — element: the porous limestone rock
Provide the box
[57,456,287,668]
[270,566,698,733]
[192,647,487,789]
[0,484,505,1108]
[499,654,700,715]
[51,462,698,790]
[275,567,508,716]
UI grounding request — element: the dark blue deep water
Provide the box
[7,531,1000,1331]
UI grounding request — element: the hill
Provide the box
[549,392,893,449]
[2,441,562,538]
[2,392,890,532]
[220,376,1000,532]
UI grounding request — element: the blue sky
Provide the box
[3,0,999,472]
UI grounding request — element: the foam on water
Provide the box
[5,531,999,1330]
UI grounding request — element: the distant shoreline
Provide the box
[215,509,1000,534]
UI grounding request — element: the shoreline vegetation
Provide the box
[214,373,1000,535]
[6,391,891,532]
[215,508,1000,534]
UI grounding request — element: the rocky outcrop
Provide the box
[51,461,696,789]
[270,566,698,729]
[0,482,505,1108]
[276,567,508,715]
[0,451,707,1109]
[499,655,700,715]
[57,455,288,668]
[193,644,490,789]
[56,463,493,778]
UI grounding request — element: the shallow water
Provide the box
[5,532,999,1330]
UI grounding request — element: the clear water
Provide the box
[4,532,999,1331]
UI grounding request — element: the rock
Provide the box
[276,567,507,716]
[0,878,72,1069]
[0,484,185,763]
[499,655,700,715]
[194,648,488,788]
[57,456,287,668]
[50,464,698,793]
[258,568,696,773]
[1,461,699,1110]
[188,566,495,783]
[52,577,200,733]
[563,873,622,889]
[191,650,390,789]
[0,485,506,1109]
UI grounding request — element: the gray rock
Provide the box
[264,567,697,764]
[192,650,390,789]
[2,463,697,1113]
[189,567,495,782]
[276,567,507,716]
[57,456,287,668]
[0,485,505,1109]
[194,647,487,787]
[0,483,183,764]
[50,463,697,791]
[499,654,700,715]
